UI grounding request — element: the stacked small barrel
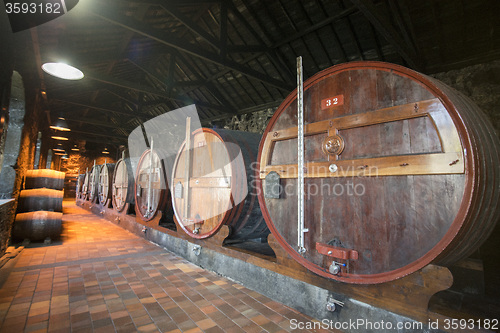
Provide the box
[12,169,65,241]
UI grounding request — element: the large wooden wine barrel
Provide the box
[18,189,63,212]
[172,128,269,240]
[76,174,85,199]
[12,211,62,241]
[257,61,500,284]
[134,148,171,221]
[112,157,135,212]
[98,163,115,205]
[88,165,100,202]
[81,171,90,200]
[24,169,65,190]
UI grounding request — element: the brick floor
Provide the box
[0,201,338,332]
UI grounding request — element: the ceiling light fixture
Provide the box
[42,62,84,80]
[71,144,79,151]
[102,147,110,154]
[51,135,69,141]
[54,150,67,156]
[53,143,65,152]
[50,117,71,131]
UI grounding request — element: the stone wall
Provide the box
[219,108,276,134]
[60,150,117,176]
[58,149,117,198]
[0,70,46,256]
[432,60,500,137]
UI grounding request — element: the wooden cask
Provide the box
[18,189,63,212]
[112,157,135,212]
[87,165,100,202]
[98,163,115,205]
[172,128,268,240]
[76,174,85,199]
[24,169,65,190]
[12,211,62,241]
[82,172,90,200]
[257,61,500,284]
[134,148,171,221]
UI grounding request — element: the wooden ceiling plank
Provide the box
[51,98,149,120]
[157,0,221,50]
[349,0,421,70]
[127,53,232,113]
[105,88,138,107]
[272,6,357,49]
[174,51,236,111]
[388,0,419,59]
[230,0,295,82]
[90,4,293,91]
[71,129,128,140]
[64,116,135,131]
[219,0,228,59]
[68,135,124,145]
[84,70,229,113]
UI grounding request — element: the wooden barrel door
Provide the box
[76,174,85,199]
[88,165,100,202]
[172,128,268,240]
[257,61,500,284]
[98,163,115,205]
[81,171,89,200]
[112,157,135,212]
[134,148,170,221]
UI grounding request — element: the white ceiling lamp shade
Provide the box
[51,135,69,141]
[53,143,65,152]
[50,117,71,131]
[42,62,84,80]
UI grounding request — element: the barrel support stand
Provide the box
[268,233,454,326]
[134,205,165,231]
[76,197,90,209]
[172,217,230,247]
[90,199,113,217]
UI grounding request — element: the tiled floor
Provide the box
[0,201,337,332]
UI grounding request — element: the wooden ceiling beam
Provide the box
[67,134,125,146]
[70,129,128,140]
[157,0,220,49]
[50,98,149,120]
[172,50,236,112]
[348,0,421,70]
[64,117,135,131]
[84,69,230,113]
[89,3,294,92]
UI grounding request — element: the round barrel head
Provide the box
[257,61,488,284]
[134,149,168,221]
[172,129,246,239]
[112,159,129,212]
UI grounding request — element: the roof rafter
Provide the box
[348,0,421,70]
[88,3,294,92]
[50,98,149,120]
[84,70,229,113]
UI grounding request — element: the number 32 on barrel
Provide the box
[321,95,344,110]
